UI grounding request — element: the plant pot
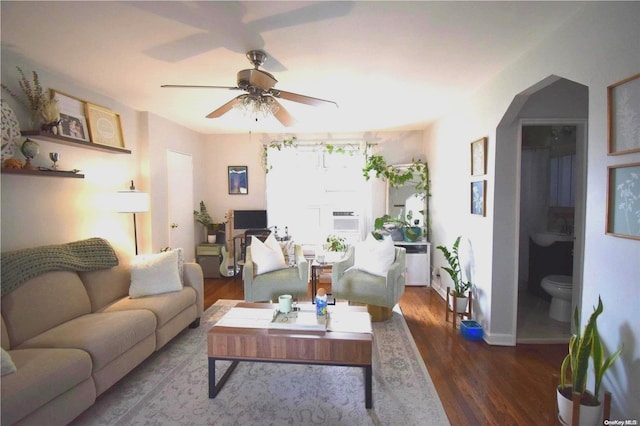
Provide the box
[207,235,216,244]
[448,294,468,313]
[403,226,421,242]
[557,387,601,426]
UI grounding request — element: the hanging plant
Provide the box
[363,153,430,195]
[261,136,297,173]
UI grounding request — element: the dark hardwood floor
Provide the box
[203,275,567,425]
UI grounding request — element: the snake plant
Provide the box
[559,296,622,404]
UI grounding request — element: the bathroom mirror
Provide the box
[387,164,428,235]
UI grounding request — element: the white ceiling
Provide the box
[1,1,586,134]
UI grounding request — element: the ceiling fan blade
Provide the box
[272,90,338,107]
[206,97,240,118]
[162,84,241,90]
[272,99,296,127]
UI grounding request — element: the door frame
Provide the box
[516,118,587,338]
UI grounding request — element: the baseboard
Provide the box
[483,331,516,346]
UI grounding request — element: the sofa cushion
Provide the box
[129,251,183,298]
[353,234,395,277]
[1,271,91,347]
[1,347,16,375]
[0,348,94,426]
[79,260,131,312]
[250,234,287,275]
[16,310,156,372]
[100,287,196,329]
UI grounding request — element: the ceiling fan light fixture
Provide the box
[233,94,279,119]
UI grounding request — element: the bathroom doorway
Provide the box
[517,121,585,343]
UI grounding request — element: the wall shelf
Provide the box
[21,130,131,154]
[1,168,85,178]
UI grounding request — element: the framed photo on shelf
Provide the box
[471,180,486,216]
[228,166,248,194]
[59,112,89,141]
[85,103,125,148]
[608,73,640,155]
[606,162,640,240]
[471,137,487,175]
[51,90,89,141]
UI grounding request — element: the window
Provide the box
[265,145,371,245]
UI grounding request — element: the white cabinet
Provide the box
[394,241,430,286]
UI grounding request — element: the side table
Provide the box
[196,243,223,278]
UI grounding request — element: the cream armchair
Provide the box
[243,244,309,302]
[331,245,406,320]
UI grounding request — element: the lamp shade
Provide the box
[115,191,150,213]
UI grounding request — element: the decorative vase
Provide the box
[557,387,602,426]
[20,138,39,170]
[41,119,61,134]
[207,235,217,244]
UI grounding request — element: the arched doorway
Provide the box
[492,75,588,345]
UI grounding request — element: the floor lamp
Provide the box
[116,180,150,255]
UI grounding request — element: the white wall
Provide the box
[1,51,139,254]
[425,3,640,419]
[144,112,208,261]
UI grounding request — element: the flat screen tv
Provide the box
[233,210,268,230]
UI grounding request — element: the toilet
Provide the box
[541,275,573,322]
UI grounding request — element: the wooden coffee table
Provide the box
[207,302,373,408]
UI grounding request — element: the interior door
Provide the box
[167,150,195,261]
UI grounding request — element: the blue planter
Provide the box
[403,226,422,242]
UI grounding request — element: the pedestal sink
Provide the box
[531,232,574,247]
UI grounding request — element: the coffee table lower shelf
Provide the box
[208,357,372,408]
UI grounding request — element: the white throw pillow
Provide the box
[250,233,287,275]
[1,348,17,376]
[353,234,396,277]
[129,250,183,298]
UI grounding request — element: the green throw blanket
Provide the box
[1,237,119,296]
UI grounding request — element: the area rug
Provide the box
[72,300,449,425]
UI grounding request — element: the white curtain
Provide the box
[518,148,550,282]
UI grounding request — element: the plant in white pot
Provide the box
[436,236,471,313]
[558,296,622,426]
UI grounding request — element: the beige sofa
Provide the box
[0,239,204,425]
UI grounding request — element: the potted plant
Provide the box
[1,66,60,131]
[402,210,422,242]
[557,296,622,426]
[436,236,471,313]
[373,214,405,241]
[325,234,347,252]
[193,201,213,242]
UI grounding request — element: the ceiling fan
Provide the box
[161,50,337,127]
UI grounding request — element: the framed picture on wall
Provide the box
[228,166,248,194]
[608,73,640,155]
[471,180,486,216]
[606,162,640,240]
[471,137,487,175]
[85,103,125,148]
